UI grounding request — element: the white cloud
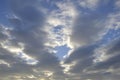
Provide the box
[106,12,120,30]
[78,0,100,10]
[44,0,76,49]
[0,59,10,67]
[115,0,120,9]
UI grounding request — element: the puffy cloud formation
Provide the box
[0,0,120,80]
[64,39,120,80]
[0,0,64,79]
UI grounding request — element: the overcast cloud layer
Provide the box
[0,0,120,80]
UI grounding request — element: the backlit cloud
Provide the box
[0,0,120,80]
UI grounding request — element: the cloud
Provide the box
[77,0,100,10]
[114,0,120,9]
[90,38,120,71]
[9,0,45,30]
[70,0,120,47]
[71,13,107,47]
[44,0,76,48]
[107,12,120,30]
[0,0,64,79]
[0,0,120,80]
[64,38,120,80]
[64,44,97,75]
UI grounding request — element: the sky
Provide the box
[0,0,120,80]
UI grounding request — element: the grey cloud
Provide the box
[0,31,7,41]
[79,73,120,80]
[0,0,64,79]
[64,44,97,76]
[0,25,8,42]
[8,0,47,58]
[0,0,120,80]
[106,39,120,55]
[0,47,16,63]
[71,13,107,46]
[71,0,119,47]
[92,54,120,70]
[9,0,45,30]
[64,39,120,80]
[8,18,22,28]
[30,52,64,76]
[88,38,120,71]
[65,44,97,63]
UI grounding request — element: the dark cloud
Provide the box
[0,25,8,41]
[0,0,120,80]
[88,38,120,71]
[9,0,45,30]
[0,0,64,79]
[65,44,97,63]
[71,12,107,46]
[70,0,119,47]
[65,38,120,80]
[64,44,97,75]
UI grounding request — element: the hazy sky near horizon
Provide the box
[0,0,120,80]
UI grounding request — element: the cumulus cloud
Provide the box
[0,0,64,79]
[78,0,100,10]
[44,0,76,49]
[91,38,120,71]
[63,1,120,78]
[70,0,120,47]
[64,38,120,80]
[71,13,107,47]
